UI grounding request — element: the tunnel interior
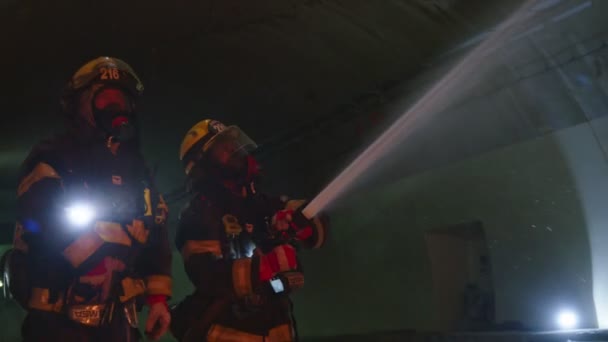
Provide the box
[2,0,608,341]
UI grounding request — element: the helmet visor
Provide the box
[204,126,257,167]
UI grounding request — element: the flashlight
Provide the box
[65,203,96,227]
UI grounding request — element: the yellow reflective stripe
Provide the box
[181,240,222,261]
[145,275,172,296]
[120,277,146,302]
[268,324,293,342]
[17,162,61,197]
[127,219,149,244]
[62,221,131,268]
[28,287,64,313]
[232,258,253,298]
[312,216,325,249]
[207,324,264,342]
[144,188,153,216]
[96,221,132,245]
[284,199,306,211]
[63,230,104,268]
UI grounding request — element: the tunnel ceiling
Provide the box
[0,0,522,240]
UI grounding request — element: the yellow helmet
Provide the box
[180,119,257,175]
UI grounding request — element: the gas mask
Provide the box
[91,86,137,142]
[203,126,258,182]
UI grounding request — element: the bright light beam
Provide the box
[65,203,96,227]
[556,309,579,330]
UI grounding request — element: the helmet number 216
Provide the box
[100,67,120,81]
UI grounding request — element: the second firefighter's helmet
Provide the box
[180,119,257,175]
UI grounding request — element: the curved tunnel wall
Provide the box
[293,119,604,336]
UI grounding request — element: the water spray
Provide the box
[301,0,536,218]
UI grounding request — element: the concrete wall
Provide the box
[293,118,608,338]
[272,9,608,337]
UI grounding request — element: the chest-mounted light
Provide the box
[65,203,96,228]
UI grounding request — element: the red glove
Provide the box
[272,210,295,231]
[259,244,298,282]
[272,210,314,241]
[145,295,171,340]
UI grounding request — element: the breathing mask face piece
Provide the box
[91,87,137,142]
[207,139,249,179]
[204,126,257,180]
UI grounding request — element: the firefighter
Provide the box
[172,119,328,341]
[11,57,172,341]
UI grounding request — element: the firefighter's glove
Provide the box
[259,244,297,282]
[272,209,314,241]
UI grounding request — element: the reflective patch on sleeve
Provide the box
[62,221,131,268]
[96,221,132,245]
[145,275,172,297]
[143,188,153,217]
[207,324,264,342]
[232,258,253,298]
[28,287,64,313]
[181,240,222,262]
[269,324,294,342]
[17,162,61,197]
[120,277,146,302]
[282,271,305,291]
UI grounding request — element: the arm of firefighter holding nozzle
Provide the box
[176,196,328,300]
[272,198,329,250]
[175,199,317,303]
[261,199,329,293]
